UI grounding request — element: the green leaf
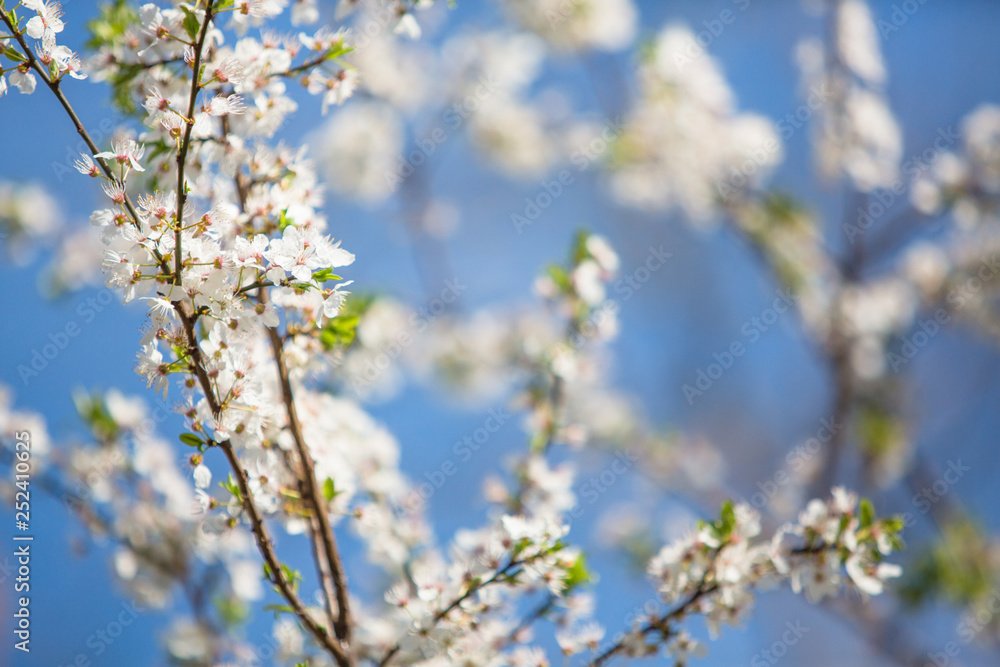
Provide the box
[214,596,248,627]
[320,315,358,349]
[323,42,354,61]
[86,0,140,51]
[319,294,373,351]
[571,230,591,265]
[73,389,120,441]
[263,604,295,616]
[312,267,343,283]
[322,477,336,503]
[214,0,235,9]
[762,191,811,231]
[180,432,204,447]
[2,46,26,63]
[837,514,852,542]
[859,498,875,529]
[108,64,145,115]
[857,405,902,458]
[546,264,571,293]
[280,564,301,592]
[882,516,905,534]
[180,6,201,41]
[898,518,986,608]
[563,553,593,592]
[219,473,242,500]
[717,500,736,540]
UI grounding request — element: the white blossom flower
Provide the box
[846,553,902,596]
[95,139,146,173]
[9,68,36,95]
[193,463,212,489]
[22,0,65,40]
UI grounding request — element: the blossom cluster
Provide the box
[607,24,783,220]
[633,490,903,662]
[6,0,976,664]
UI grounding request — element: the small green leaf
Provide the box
[180,432,204,447]
[73,390,120,441]
[859,498,875,529]
[180,6,200,41]
[571,230,591,265]
[319,294,373,351]
[546,264,571,293]
[86,0,141,51]
[2,46,26,63]
[263,604,295,616]
[563,553,593,591]
[716,500,736,540]
[312,267,343,283]
[326,44,354,61]
[214,596,248,627]
[322,477,336,503]
[882,516,905,534]
[219,473,242,500]
[280,564,301,593]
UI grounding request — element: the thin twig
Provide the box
[174,0,216,285]
[378,556,531,666]
[4,7,352,664]
[266,325,355,654]
[215,437,351,666]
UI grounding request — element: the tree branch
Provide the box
[214,437,351,666]
[265,325,354,656]
[174,0,216,286]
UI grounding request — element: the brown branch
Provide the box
[0,10,150,231]
[378,556,531,667]
[277,446,341,642]
[174,0,216,286]
[217,109,351,658]
[586,581,718,667]
[176,296,353,666]
[307,513,342,640]
[175,299,351,666]
[4,8,351,664]
[507,595,556,644]
[215,437,351,666]
[274,50,341,80]
[585,543,841,667]
[266,325,354,656]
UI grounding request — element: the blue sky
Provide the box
[3,0,1000,665]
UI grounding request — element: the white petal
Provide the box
[193,463,212,489]
[25,16,45,39]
